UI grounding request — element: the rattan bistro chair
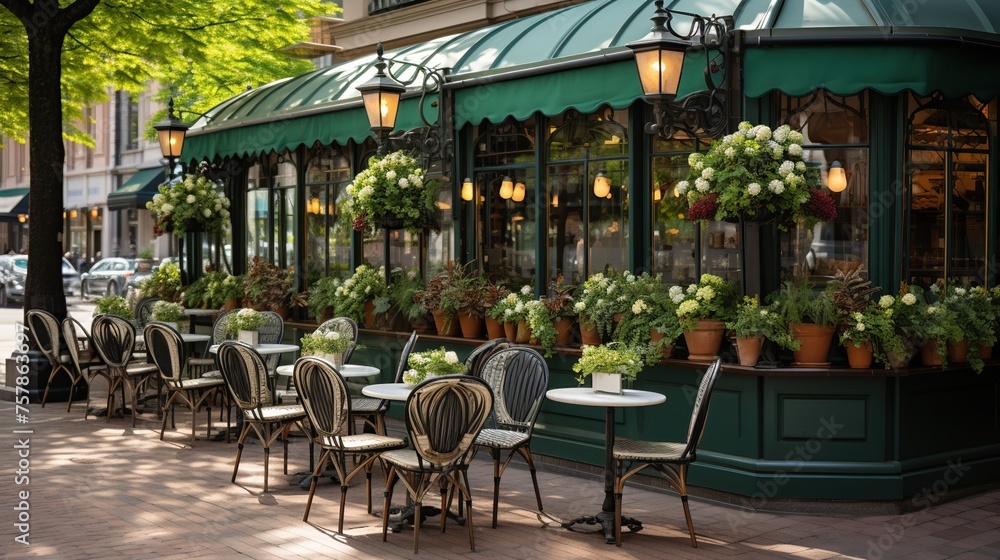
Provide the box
[61,317,110,416]
[144,323,227,446]
[352,331,417,435]
[26,309,74,409]
[380,375,493,554]
[315,317,360,363]
[294,357,406,532]
[464,338,510,378]
[474,347,549,528]
[90,314,158,426]
[216,341,307,493]
[612,358,722,548]
[188,308,239,379]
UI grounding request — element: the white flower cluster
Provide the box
[147,172,231,237]
[345,150,432,231]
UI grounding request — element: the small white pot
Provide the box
[238,330,259,346]
[592,372,623,394]
[314,352,344,369]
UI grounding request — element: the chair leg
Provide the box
[678,465,697,548]
[490,448,501,529]
[440,481,448,533]
[263,445,271,493]
[412,498,422,555]
[339,478,349,534]
[160,395,171,441]
[615,489,623,547]
[463,469,476,552]
[382,467,398,542]
[65,379,79,413]
[519,447,544,513]
[232,423,252,484]
[303,449,330,522]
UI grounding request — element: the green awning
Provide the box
[0,187,30,216]
[744,43,1000,99]
[107,168,166,210]
[182,97,431,162]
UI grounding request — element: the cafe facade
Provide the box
[180,0,1000,506]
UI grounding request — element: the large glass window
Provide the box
[546,108,629,286]
[245,153,296,269]
[651,137,705,285]
[906,95,993,289]
[471,119,537,281]
[779,91,871,281]
[304,147,352,285]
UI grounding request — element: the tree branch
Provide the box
[0,0,32,22]
[59,0,101,29]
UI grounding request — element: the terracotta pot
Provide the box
[554,317,575,346]
[580,323,602,346]
[947,339,968,363]
[503,321,517,340]
[845,341,874,369]
[736,336,763,367]
[682,319,726,361]
[980,345,994,360]
[516,320,533,344]
[790,323,836,366]
[649,329,675,359]
[457,309,484,339]
[410,316,434,334]
[364,300,377,329]
[921,340,943,366]
[431,309,460,337]
[271,305,290,320]
[485,316,506,340]
[221,298,239,312]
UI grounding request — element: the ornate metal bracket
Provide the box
[378,53,454,172]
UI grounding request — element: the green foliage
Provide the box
[840,305,900,367]
[94,295,132,319]
[151,300,186,322]
[944,286,996,373]
[488,285,534,323]
[612,274,675,363]
[387,267,427,323]
[243,257,293,310]
[137,246,154,260]
[525,300,557,357]
[573,269,633,339]
[343,151,438,234]
[205,273,244,308]
[771,277,838,328]
[306,275,343,319]
[727,296,800,350]
[673,273,741,332]
[147,171,231,237]
[829,266,879,326]
[911,302,963,369]
[401,347,465,385]
[141,261,183,302]
[225,308,266,335]
[332,264,386,324]
[572,343,644,384]
[300,330,352,356]
[439,272,488,318]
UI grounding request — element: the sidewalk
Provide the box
[1,387,998,559]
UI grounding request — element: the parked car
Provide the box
[81,257,138,297]
[0,255,82,306]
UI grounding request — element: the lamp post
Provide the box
[356,44,406,155]
[628,0,736,140]
[153,98,189,181]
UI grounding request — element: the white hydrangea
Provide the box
[879,295,895,308]
[386,170,397,180]
[778,161,795,177]
[769,181,785,195]
[724,147,736,159]
[954,287,967,296]
[203,209,212,218]
[574,301,585,312]
[398,178,409,189]
[695,178,711,193]
[676,181,689,195]
[755,126,772,141]
[788,144,803,157]
[444,351,459,364]
[668,286,684,298]
[701,167,715,180]
[521,285,532,296]
[747,183,761,196]
[902,293,917,305]
[186,195,197,204]
[161,203,174,213]
[855,322,866,332]
[632,300,648,314]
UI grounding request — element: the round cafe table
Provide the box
[545,386,666,544]
[275,363,380,379]
[360,382,412,401]
[136,332,212,345]
[208,342,300,356]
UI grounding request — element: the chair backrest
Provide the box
[258,311,284,344]
[404,375,493,470]
[294,356,353,440]
[681,358,722,461]
[212,309,240,344]
[134,297,161,328]
[393,331,419,383]
[216,341,273,410]
[316,317,359,362]
[464,338,511,378]
[479,347,549,433]
[90,314,136,369]
[60,318,86,380]
[26,309,61,367]
[144,323,186,383]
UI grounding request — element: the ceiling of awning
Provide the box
[183,0,1000,162]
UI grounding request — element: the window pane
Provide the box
[428,179,454,274]
[246,189,268,264]
[652,155,697,284]
[477,171,536,282]
[588,161,628,276]
[304,150,352,284]
[547,163,584,285]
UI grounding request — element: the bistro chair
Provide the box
[133,297,161,329]
[473,347,549,528]
[89,314,158,427]
[294,356,406,532]
[26,309,73,409]
[258,310,285,372]
[188,308,239,379]
[352,331,417,435]
[61,317,112,417]
[380,375,493,554]
[144,323,227,446]
[315,317,360,363]
[215,341,307,493]
[464,338,510,378]
[612,358,722,548]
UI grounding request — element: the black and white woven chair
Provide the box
[380,375,493,554]
[144,323,227,446]
[215,341,307,493]
[258,310,285,372]
[473,347,549,528]
[464,338,510,378]
[89,314,158,427]
[612,358,722,548]
[294,356,406,532]
[26,309,73,409]
[315,317,359,363]
[352,331,417,435]
[61,317,111,417]
[188,308,239,379]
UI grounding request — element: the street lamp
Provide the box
[356,44,406,151]
[153,98,189,180]
[628,0,735,139]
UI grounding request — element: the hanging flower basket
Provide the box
[344,151,439,234]
[147,170,231,237]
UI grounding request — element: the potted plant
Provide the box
[679,121,837,230]
[879,286,923,368]
[210,273,245,311]
[334,264,386,328]
[542,276,576,347]
[482,280,509,340]
[487,287,527,341]
[300,329,353,369]
[673,273,740,361]
[226,308,267,345]
[614,273,672,362]
[574,270,630,344]
[440,272,488,339]
[343,150,438,234]
[307,276,343,322]
[94,294,133,319]
[771,277,839,366]
[415,261,466,336]
[839,304,898,369]
[572,342,644,395]
[912,300,962,368]
[941,285,994,373]
[140,260,183,302]
[151,300,189,332]
[829,266,879,326]
[387,267,427,331]
[971,286,1000,360]
[243,257,293,317]
[727,296,800,366]
[147,167,232,237]
[401,347,466,386]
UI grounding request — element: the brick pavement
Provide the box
[1,384,999,560]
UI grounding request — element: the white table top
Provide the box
[136,333,212,344]
[275,363,381,378]
[545,387,666,408]
[183,308,221,317]
[209,343,300,355]
[361,383,413,401]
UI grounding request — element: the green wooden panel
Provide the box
[781,397,867,440]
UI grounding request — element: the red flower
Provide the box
[805,189,838,222]
[352,213,369,232]
[688,193,719,221]
[152,215,172,238]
